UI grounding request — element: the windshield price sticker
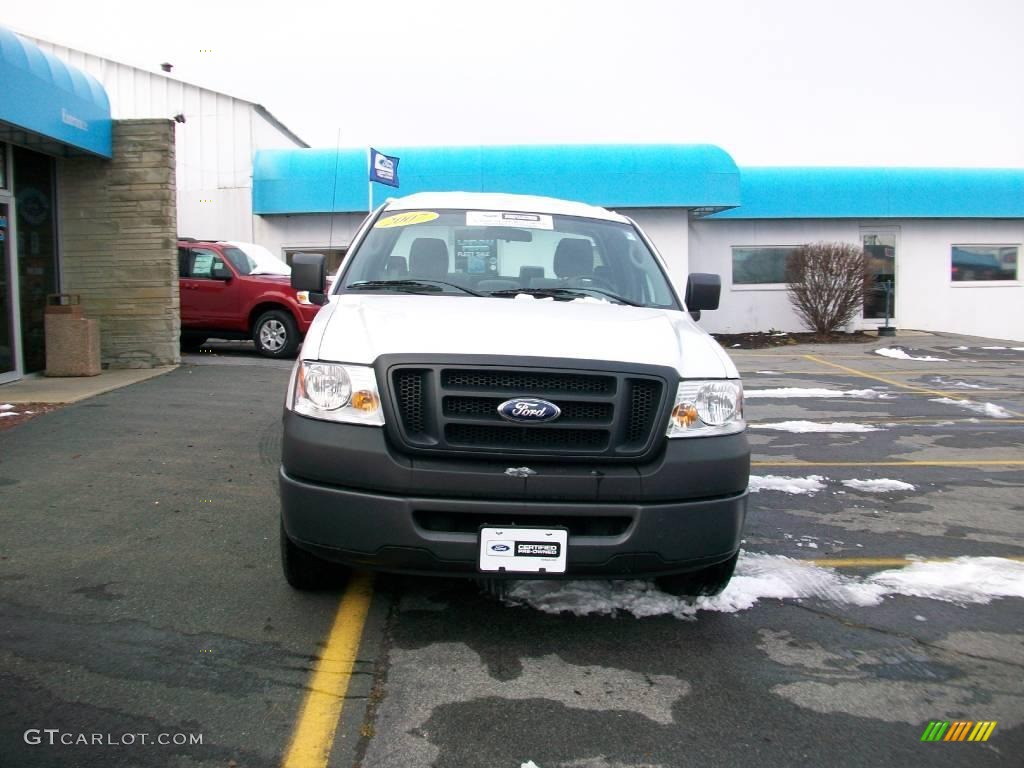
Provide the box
[466,211,554,230]
[375,211,440,228]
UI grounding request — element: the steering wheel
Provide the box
[565,275,617,293]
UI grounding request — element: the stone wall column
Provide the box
[58,119,179,368]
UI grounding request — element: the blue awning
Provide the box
[253,144,741,215]
[709,167,1024,219]
[0,26,112,158]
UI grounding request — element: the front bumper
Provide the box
[280,414,750,578]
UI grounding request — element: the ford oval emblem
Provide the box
[497,398,562,424]
[490,543,510,552]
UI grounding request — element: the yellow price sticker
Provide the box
[374,211,440,228]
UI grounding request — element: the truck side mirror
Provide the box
[292,252,327,304]
[685,273,721,320]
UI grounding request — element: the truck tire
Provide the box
[253,309,299,358]
[655,552,739,597]
[280,520,348,591]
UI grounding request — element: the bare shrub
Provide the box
[786,242,871,337]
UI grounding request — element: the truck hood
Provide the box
[308,294,739,379]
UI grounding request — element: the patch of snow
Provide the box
[868,557,1024,604]
[1012,347,1024,352]
[521,762,542,768]
[751,421,882,433]
[748,475,827,495]
[914,615,927,622]
[730,343,741,347]
[0,403,15,410]
[930,377,984,389]
[841,478,916,493]
[569,296,610,304]
[756,370,781,375]
[952,346,969,350]
[505,553,1024,619]
[513,293,554,301]
[929,398,1013,419]
[981,346,1006,350]
[874,347,948,362]
[0,412,19,418]
[745,387,894,399]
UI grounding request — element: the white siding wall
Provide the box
[688,218,860,333]
[254,214,367,265]
[690,217,1024,340]
[624,208,690,294]
[24,35,303,242]
[897,219,1024,341]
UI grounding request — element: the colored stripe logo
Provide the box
[920,721,997,742]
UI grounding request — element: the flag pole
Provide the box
[367,147,373,213]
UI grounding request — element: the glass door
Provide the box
[861,230,897,321]
[1,200,19,383]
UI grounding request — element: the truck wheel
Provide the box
[655,552,739,597]
[253,310,299,358]
[280,521,347,591]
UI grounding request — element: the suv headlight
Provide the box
[289,361,384,426]
[667,380,744,437]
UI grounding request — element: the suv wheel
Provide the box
[180,334,207,352]
[253,310,299,358]
[280,521,348,590]
[655,552,739,597]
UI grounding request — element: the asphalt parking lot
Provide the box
[1,335,1022,767]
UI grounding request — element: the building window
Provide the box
[731,246,799,285]
[0,142,7,189]
[951,245,1018,282]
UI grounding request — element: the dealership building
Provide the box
[2,26,1022,383]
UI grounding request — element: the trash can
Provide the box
[44,294,101,377]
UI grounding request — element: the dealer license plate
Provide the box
[478,526,568,574]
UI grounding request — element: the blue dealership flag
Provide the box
[369,148,400,188]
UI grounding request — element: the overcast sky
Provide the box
[5,0,1023,167]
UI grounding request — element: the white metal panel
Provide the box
[254,213,366,259]
[626,208,690,293]
[251,110,304,150]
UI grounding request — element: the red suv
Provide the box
[177,239,322,358]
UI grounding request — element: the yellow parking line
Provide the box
[752,459,1024,467]
[806,556,1024,568]
[744,369,1018,376]
[802,354,961,398]
[759,417,1024,425]
[802,354,1024,417]
[282,573,374,768]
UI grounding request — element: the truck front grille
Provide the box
[387,363,668,459]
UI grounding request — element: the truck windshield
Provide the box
[337,209,679,308]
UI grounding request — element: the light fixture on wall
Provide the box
[161,62,173,72]
[173,114,186,124]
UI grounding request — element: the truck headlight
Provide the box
[290,361,384,426]
[667,380,744,437]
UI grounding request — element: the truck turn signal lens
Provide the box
[671,403,699,428]
[351,390,380,412]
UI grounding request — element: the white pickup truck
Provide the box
[281,192,749,596]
